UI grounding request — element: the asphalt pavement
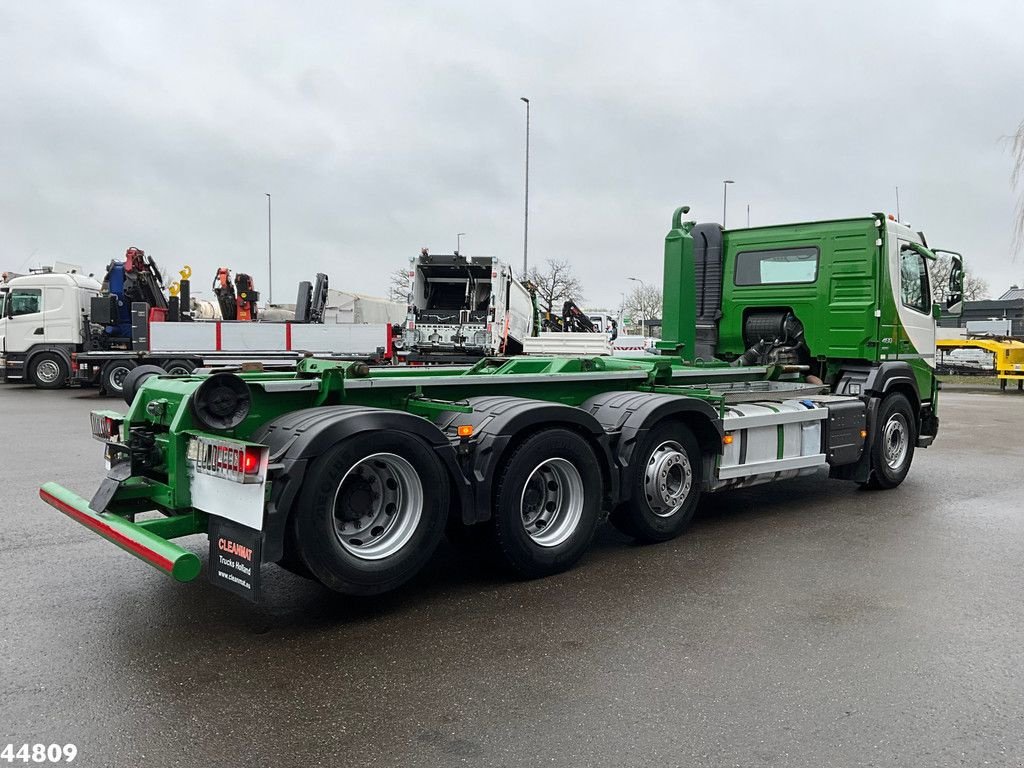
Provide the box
[2,383,1023,767]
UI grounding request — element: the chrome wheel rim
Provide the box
[108,366,131,392]
[332,453,423,560]
[36,359,61,384]
[883,413,909,470]
[644,440,693,517]
[519,458,584,548]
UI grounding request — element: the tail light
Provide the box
[90,411,124,442]
[188,436,267,484]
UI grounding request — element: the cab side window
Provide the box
[899,250,930,314]
[9,289,42,316]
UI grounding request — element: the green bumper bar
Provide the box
[39,482,202,583]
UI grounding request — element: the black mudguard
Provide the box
[253,406,471,562]
[580,391,722,492]
[433,396,615,525]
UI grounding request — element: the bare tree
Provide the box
[623,283,663,335]
[930,254,989,303]
[526,258,584,315]
[387,265,412,303]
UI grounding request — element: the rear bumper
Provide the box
[39,482,202,582]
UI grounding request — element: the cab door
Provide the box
[4,288,45,353]
[42,286,73,343]
[892,239,936,363]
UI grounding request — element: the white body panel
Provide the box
[188,468,266,530]
[612,335,657,356]
[523,333,612,356]
[0,272,100,354]
[219,322,287,350]
[149,320,389,356]
[149,322,218,351]
[291,323,388,355]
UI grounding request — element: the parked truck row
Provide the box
[0,253,400,394]
[40,205,965,604]
[3,246,643,392]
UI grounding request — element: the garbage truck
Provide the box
[40,207,964,603]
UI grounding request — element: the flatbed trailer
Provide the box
[40,206,965,603]
[936,337,1024,390]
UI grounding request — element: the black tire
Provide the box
[162,358,196,376]
[862,393,916,490]
[121,364,166,404]
[291,430,449,596]
[489,428,602,578]
[100,359,136,396]
[28,352,69,389]
[609,421,703,542]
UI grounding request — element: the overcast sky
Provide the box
[2,1,1023,309]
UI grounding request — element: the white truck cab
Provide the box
[0,272,100,386]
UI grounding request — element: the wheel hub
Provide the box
[644,441,692,517]
[519,458,584,548]
[37,360,60,384]
[883,414,909,470]
[332,453,423,560]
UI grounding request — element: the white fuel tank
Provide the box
[715,399,826,488]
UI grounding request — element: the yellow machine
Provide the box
[936,337,1024,390]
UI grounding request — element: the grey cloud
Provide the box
[1,0,1023,309]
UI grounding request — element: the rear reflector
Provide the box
[90,411,124,442]
[188,436,267,484]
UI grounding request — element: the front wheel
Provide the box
[29,352,69,389]
[862,393,916,489]
[290,431,449,596]
[489,428,602,578]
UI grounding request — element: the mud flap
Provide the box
[208,517,263,603]
[89,461,132,513]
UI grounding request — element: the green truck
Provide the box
[41,207,964,602]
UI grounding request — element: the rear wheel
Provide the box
[29,352,69,389]
[489,428,602,578]
[863,393,916,489]
[291,431,449,595]
[610,421,703,542]
[101,359,136,396]
[162,358,196,376]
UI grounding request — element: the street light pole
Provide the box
[722,179,734,227]
[265,193,272,304]
[521,97,530,276]
[457,232,465,255]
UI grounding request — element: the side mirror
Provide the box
[946,253,964,317]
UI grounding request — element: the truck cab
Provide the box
[0,271,100,387]
[660,209,963,449]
